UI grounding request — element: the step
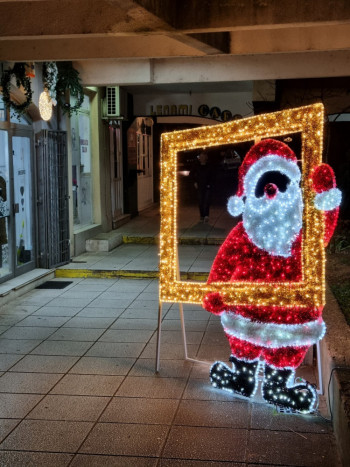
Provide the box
[86,232,123,252]
[0,269,54,305]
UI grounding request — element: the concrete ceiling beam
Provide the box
[0,35,208,61]
[74,50,350,86]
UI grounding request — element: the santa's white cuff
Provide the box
[221,311,326,348]
[314,188,341,211]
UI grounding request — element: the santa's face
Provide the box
[242,155,303,257]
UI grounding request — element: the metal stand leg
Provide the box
[155,301,163,373]
[316,341,323,395]
[179,302,188,360]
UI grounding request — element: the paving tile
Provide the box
[247,430,341,466]
[0,394,42,418]
[0,451,73,466]
[80,422,169,456]
[59,290,102,299]
[116,376,186,399]
[71,454,157,466]
[201,332,227,346]
[14,315,70,327]
[0,338,42,354]
[32,306,83,317]
[174,399,250,429]
[250,403,333,433]
[183,378,239,402]
[93,291,135,304]
[165,309,207,321]
[0,354,24,371]
[16,295,55,306]
[0,420,93,452]
[48,327,105,341]
[160,460,244,466]
[162,426,247,462]
[110,318,158,330]
[119,308,159,320]
[98,329,153,343]
[101,397,179,424]
[51,374,124,396]
[30,340,92,356]
[63,317,117,329]
[9,355,79,373]
[0,304,39,315]
[161,320,209,332]
[0,327,9,336]
[0,419,21,442]
[71,283,114,292]
[0,313,28,326]
[149,330,203,345]
[140,342,199,360]
[130,358,192,378]
[76,308,124,318]
[0,326,57,340]
[28,394,110,422]
[46,297,94,308]
[196,344,231,361]
[127,299,160,310]
[69,357,135,376]
[87,298,133,309]
[86,342,145,358]
[0,372,63,394]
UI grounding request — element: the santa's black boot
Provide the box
[262,365,318,414]
[210,355,259,398]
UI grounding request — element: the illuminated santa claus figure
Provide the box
[203,138,341,413]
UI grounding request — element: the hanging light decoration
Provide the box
[39,88,53,121]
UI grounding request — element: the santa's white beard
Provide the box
[242,185,303,257]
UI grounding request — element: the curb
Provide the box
[55,268,209,281]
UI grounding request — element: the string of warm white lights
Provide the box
[159,104,327,309]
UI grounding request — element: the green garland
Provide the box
[42,62,58,104]
[0,63,33,117]
[56,63,84,116]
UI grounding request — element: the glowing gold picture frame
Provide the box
[159,103,326,308]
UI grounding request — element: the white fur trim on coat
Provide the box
[221,311,326,348]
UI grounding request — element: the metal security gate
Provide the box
[36,130,70,269]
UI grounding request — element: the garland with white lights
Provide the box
[56,63,84,116]
[0,63,33,117]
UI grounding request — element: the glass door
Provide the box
[12,135,34,271]
[0,130,11,279]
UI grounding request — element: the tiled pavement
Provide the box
[0,276,341,466]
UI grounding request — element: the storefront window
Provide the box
[71,95,93,227]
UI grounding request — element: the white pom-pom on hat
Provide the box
[227,195,244,217]
[314,187,342,211]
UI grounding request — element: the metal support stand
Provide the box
[316,341,323,395]
[155,254,207,372]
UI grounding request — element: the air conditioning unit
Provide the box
[102,86,128,120]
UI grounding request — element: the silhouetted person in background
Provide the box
[191,151,214,223]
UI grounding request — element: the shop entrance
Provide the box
[0,125,36,283]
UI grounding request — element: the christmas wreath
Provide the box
[56,63,84,116]
[0,63,33,117]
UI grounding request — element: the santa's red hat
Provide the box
[228,139,298,216]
